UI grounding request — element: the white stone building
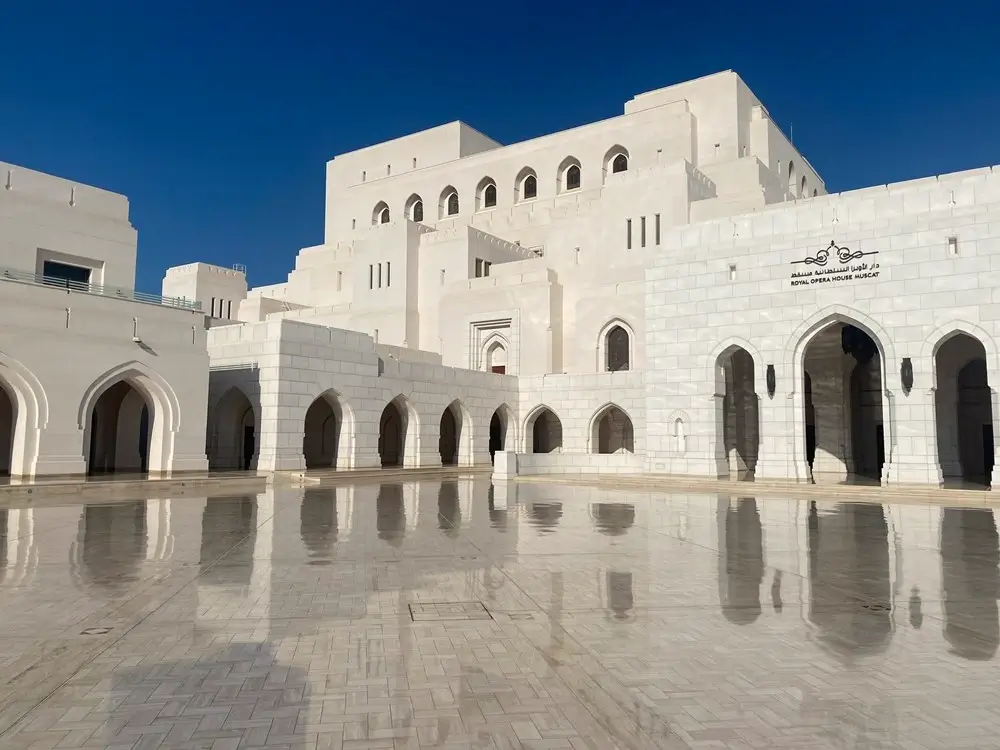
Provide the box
[0,162,209,478]
[3,69,998,487]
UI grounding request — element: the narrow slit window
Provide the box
[210,297,216,317]
[369,265,373,289]
[655,213,661,245]
[626,219,632,250]
[378,263,382,288]
[484,261,491,277]
[640,216,646,248]
[226,300,232,318]
[337,271,342,291]
[386,261,391,287]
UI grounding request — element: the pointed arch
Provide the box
[208,386,259,471]
[603,145,629,181]
[372,200,390,225]
[787,160,797,198]
[922,320,1000,384]
[480,330,511,374]
[78,361,181,475]
[515,166,537,202]
[439,399,473,466]
[557,156,582,193]
[523,404,563,453]
[597,317,635,372]
[489,402,515,461]
[404,193,424,222]
[708,337,765,394]
[476,176,497,211]
[588,402,635,454]
[0,352,47,477]
[439,185,459,218]
[379,394,420,467]
[303,388,356,470]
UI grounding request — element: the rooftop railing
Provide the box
[0,267,202,311]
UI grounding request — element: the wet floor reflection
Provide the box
[200,497,256,584]
[300,488,337,558]
[717,497,764,624]
[808,502,892,658]
[526,501,562,533]
[487,486,508,531]
[941,508,1000,659]
[592,503,635,535]
[376,483,405,546]
[607,570,634,620]
[437,480,461,536]
[78,503,146,588]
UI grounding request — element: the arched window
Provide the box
[566,165,581,190]
[612,154,628,173]
[516,167,538,202]
[523,174,537,199]
[801,175,807,198]
[476,177,497,211]
[787,160,797,198]
[606,325,630,371]
[405,194,424,222]
[439,186,459,219]
[372,201,390,226]
[558,157,582,194]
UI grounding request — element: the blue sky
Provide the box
[2,1,998,292]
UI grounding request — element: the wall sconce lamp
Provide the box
[901,357,913,395]
[766,364,776,399]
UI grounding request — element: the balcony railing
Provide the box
[0,267,202,311]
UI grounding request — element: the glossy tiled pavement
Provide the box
[1,478,999,748]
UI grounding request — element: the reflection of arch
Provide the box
[598,317,634,372]
[515,166,537,201]
[717,497,763,624]
[475,176,497,211]
[79,502,147,589]
[524,405,562,453]
[591,502,635,535]
[941,508,999,659]
[376,483,405,546]
[0,351,46,478]
[372,200,390,225]
[786,307,896,483]
[808,502,892,658]
[589,403,634,454]
[79,362,179,475]
[404,193,424,222]
[379,395,419,467]
[557,156,582,193]
[438,480,461,536]
[439,186,459,218]
[300,488,338,557]
[200,497,256,585]
[209,387,257,471]
[603,145,629,180]
[489,403,514,462]
[303,389,355,470]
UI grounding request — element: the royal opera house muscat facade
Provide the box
[1,70,999,488]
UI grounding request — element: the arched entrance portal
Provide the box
[527,407,562,453]
[0,385,14,476]
[715,347,759,479]
[87,381,151,475]
[379,399,408,467]
[591,405,634,454]
[304,392,349,470]
[439,406,458,465]
[210,388,256,471]
[802,323,886,483]
[489,406,511,463]
[935,333,996,485]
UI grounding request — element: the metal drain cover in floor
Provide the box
[409,602,492,621]
[80,627,113,635]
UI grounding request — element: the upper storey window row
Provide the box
[362,145,630,226]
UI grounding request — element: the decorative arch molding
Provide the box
[441,398,474,466]
[921,320,1000,382]
[514,166,538,202]
[665,409,691,455]
[602,145,630,180]
[380,393,421,468]
[207,385,260,471]
[597,317,636,372]
[475,176,498,211]
[77,361,181,475]
[782,305,897,393]
[0,351,48,477]
[372,200,390,225]
[522,404,562,453]
[404,193,424,222]
[77,361,180,433]
[556,156,582,193]
[708,336,765,393]
[303,387,357,470]
[480,331,511,372]
[587,402,635,453]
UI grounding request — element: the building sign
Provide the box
[789,241,879,287]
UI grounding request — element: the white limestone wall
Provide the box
[162,263,247,319]
[646,164,1000,486]
[0,281,209,477]
[0,161,138,288]
[207,319,518,471]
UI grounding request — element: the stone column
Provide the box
[885,384,942,486]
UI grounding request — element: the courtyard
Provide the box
[0,477,998,749]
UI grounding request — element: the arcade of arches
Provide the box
[303,393,345,470]
[379,399,408,467]
[529,408,563,454]
[210,388,256,471]
[592,405,634,454]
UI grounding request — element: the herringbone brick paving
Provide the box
[0,481,998,747]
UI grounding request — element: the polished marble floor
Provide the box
[0,479,999,748]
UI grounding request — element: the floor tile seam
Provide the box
[0,506,279,742]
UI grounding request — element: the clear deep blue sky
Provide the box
[2,1,998,292]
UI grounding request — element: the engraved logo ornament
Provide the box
[789,241,880,286]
